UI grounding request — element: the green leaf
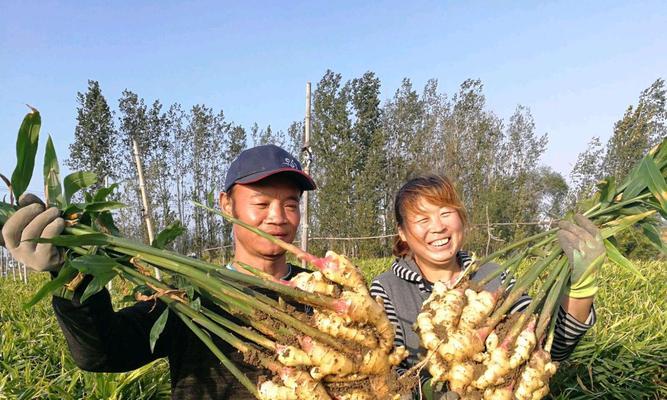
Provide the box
[649,138,667,165]
[618,206,651,216]
[578,192,600,214]
[639,156,667,212]
[93,183,119,202]
[600,210,656,239]
[70,254,121,275]
[152,221,186,249]
[95,211,120,236]
[190,297,201,312]
[11,107,41,200]
[80,270,116,303]
[23,263,78,308]
[641,223,667,255]
[207,191,215,208]
[603,239,646,281]
[149,308,169,353]
[62,203,84,219]
[0,202,15,226]
[64,171,98,204]
[35,233,109,247]
[622,156,648,200]
[597,177,616,208]
[43,135,64,208]
[85,201,126,212]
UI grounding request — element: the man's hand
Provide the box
[557,214,605,299]
[1,194,64,272]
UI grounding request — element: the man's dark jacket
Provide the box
[52,264,307,399]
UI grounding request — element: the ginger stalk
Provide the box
[311,251,368,294]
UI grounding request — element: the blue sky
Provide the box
[1,1,665,197]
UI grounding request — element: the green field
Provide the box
[1,259,665,399]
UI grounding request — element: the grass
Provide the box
[0,259,664,399]
[0,274,171,400]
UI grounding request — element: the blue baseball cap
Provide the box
[223,145,316,192]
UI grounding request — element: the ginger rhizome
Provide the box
[415,249,571,400]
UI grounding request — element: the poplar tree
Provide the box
[604,78,666,182]
[67,80,117,185]
[311,70,353,254]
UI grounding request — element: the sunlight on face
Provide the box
[398,198,464,272]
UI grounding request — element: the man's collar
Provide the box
[226,262,293,280]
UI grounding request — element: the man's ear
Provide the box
[220,191,233,215]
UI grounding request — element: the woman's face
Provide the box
[398,198,464,271]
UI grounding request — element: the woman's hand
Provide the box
[557,214,605,299]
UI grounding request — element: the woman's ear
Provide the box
[397,226,407,243]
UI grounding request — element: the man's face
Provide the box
[222,174,301,261]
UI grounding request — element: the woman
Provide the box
[370,175,602,396]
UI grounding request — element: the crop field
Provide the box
[1,259,665,399]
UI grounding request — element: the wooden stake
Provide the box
[131,138,161,280]
[300,82,312,268]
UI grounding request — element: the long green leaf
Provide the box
[149,308,170,353]
[600,210,656,238]
[70,255,120,303]
[153,221,186,249]
[641,223,667,255]
[621,156,648,200]
[23,263,78,308]
[85,201,126,212]
[64,171,98,204]
[70,254,121,275]
[603,239,646,281]
[597,177,617,209]
[34,233,109,247]
[11,107,41,200]
[95,211,120,236]
[80,270,116,303]
[43,135,64,208]
[93,183,119,202]
[649,138,667,165]
[639,156,667,212]
[0,202,15,226]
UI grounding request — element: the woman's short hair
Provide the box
[392,175,468,257]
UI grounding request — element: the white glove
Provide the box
[1,194,64,272]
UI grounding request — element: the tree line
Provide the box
[66,73,665,260]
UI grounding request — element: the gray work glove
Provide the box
[1,194,65,272]
[557,214,605,298]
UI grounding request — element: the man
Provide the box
[2,145,316,399]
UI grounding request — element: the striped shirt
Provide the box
[370,251,596,382]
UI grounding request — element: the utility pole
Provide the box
[104,175,113,291]
[301,82,313,268]
[132,138,162,280]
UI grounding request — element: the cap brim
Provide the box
[236,168,317,191]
